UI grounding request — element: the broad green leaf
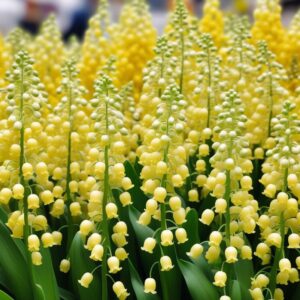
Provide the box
[178,259,219,300]
[0,222,34,300]
[234,259,253,300]
[33,247,60,300]
[0,207,7,223]
[58,287,75,300]
[128,259,160,300]
[69,232,101,300]
[0,290,13,300]
[229,280,242,300]
[124,160,147,212]
[35,284,46,300]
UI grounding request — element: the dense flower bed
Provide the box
[0,0,300,299]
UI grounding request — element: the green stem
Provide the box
[66,66,74,251]
[224,169,231,246]
[19,59,36,299]
[101,100,111,300]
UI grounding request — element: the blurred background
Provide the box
[0,0,299,38]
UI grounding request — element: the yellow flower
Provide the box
[225,246,238,264]
[213,271,227,287]
[160,256,174,271]
[28,234,40,252]
[108,256,122,274]
[141,237,156,253]
[112,281,130,300]
[187,243,203,259]
[78,272,93,288]
[160,230,174,246]
[60,259,70,273]
[144,278,157,294]
[90,244,104,261]
[32,252,42,266]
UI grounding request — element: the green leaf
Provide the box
[0,290,14,300]
[178,259,219,300]
[124,160,147,212]
[35,284,46,300]
[58,287,75,300]
[33,247,60,300]
[0,222,34,300]
[234,259,253,300]
[229,280,242,300]
[128,259,160,300]
[0,207,7,223]
[69,232,101,300]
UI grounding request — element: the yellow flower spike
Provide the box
[225,246,238,263]
[90,244,104,261]
[112,281,130,300]
[78,272,93,288]
[213,271,227,287]
[141,237,156,253]
[31,252,42,266]
[107,256,122,274]
[160,256,174,271]
[144,278,157,294]
[59,259,70,273]
[28,234,40,252]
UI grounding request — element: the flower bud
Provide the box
[141,237,156,253]
[60,259,70,273]
[160,256,174,271]
[108,256,122,273]
[213,271,227,287]
[78,272,93,288]
[144,278,157,294]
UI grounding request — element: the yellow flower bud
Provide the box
[141,237,156,253]
[27,194,40,210]
[40,190,54,205]
[119,192,132,207]
[108,256,122,274]
[69,181,78,193]
[249,288,263,300]
[85,233,102,251]
[251,274,269,289]
[112,281,130,299]
[32,251,42,266]
[145,199,158,214]
[113,221,128,236]
[90,244,104,261]
[60,259,70,273]
[263,184,276,198]
[209,231,222,247]
[144,278,157,294]
[112,233,128,247]
[160,256,174,271]
[279,258,291,273]
[205,245,221,263]
[0,188,12,205]
[156,161,168,176]
[199,209,214,225]
[199,144,209,157]
[276,271,289,285]
[13,184,24,200]
[215,198,227,214]
[175,228,188,244]
[105,203,118,219]
[79,220,94,236]
[213,271,227,287]
[225,246,238,263]
[172,174,184,187]
[241,245,252,260]
[78,272,93,288]
[121,177,134,190]
[28,234,40,252]
[274,288,284,300]
[266,232,282,248]
[70,202,82,217]
[137,211,152,226]
[169,196,182,211]
[240,176,252,191]
[188,189,199,202]
[41,232,55,248]
[173,207,186,225]
[22,163,33,179]
[153,187,167,203]
[32,215,48,231]
[52,231,62,245]
[160,229,174,246]
[187,243,203,259]
[115,247,128,261]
